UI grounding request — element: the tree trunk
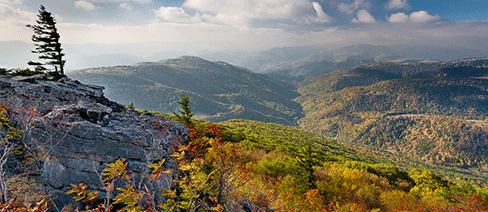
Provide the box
[0,167,7,204]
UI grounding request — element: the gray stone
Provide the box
[0,76,190,208]
[0,75,123,115]
[12,74,46,83]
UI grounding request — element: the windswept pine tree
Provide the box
[26,5,66,75]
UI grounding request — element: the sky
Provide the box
[2,0,488,56]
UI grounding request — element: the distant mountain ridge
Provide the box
[3,40,487,74]
[200,44,401,74]
[68,56,303,125]
[200,44,488,76]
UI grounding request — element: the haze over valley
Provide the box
[3,40,488,73]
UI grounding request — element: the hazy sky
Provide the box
[2,0,488,54]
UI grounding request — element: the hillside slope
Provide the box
[219,119,374,162]
[218,119,488,184]
[68,56,303,125]
[297,58,488,173]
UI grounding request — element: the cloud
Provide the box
[352,9,376,23]
[89,0,151,3]
[386,12,409,23]
[2,0,486,60]
[55,21,301,51]
[385,0,410,10]
[0,3,36,41]
[5,12,488,57]
[180,0,333,26]
[75,1,99,11]
[75,0,151,10]
[0,3,35,21]
[387,11,442,23]
[410,11,442,23]
[118,3,131,11]
[0,0,24,5]
[125,0,149,3]
[310,2,334,23]
[338,0,371,14]
[154,6,199,23]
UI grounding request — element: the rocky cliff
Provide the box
[0,75,189,207]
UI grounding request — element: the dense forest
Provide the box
[297,60,488,178]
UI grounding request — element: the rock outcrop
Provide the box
[0,75,189,207]
[0,74,124,114]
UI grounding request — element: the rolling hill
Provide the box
[297,58,488,175]
[68,56,303,125]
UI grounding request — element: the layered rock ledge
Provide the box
[0,75,189,207]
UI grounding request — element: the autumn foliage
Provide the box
[1,98,488,211]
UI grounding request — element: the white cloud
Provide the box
[126,0,149,3]
[4,11,488,57]
[0,3,35,21]
[118,3,131,11]
[386,12,409,23]
[89,0,151,3]
[53,21,488,54]
[75,1,99,11]
[154,6,199,23]
[0,0,24,5]
[410,11,442,23]
[311,2,334,23]
[73,0,151,9]
[180,0,333,26]
[387,11,442,23]
[74,0,152,12]
[352,9,376,23]
[55,21,301,51]
[385,0,410,10]
[0,4,36,41]
[338,0,371,14]
[2,0,485,59]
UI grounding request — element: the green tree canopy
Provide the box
[172,93,195,126]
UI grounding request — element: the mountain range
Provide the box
[68,56,303,126]
[3,40,488,74]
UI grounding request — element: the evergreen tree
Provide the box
[296,143,319,191]
[172,93,194,126]
[26,5,66,75]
